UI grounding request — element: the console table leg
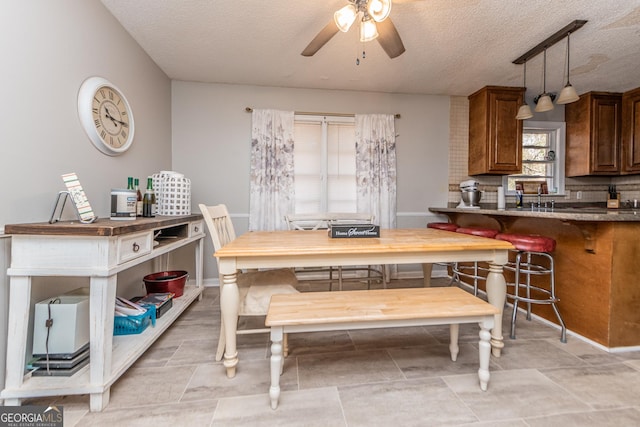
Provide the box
[88,275,117,411]
[90,389,110,412]
[3,276,32,405]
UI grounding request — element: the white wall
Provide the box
[1,1,171,228]
[0,1,172,393]
[171,81,451,279]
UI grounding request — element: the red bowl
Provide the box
[143,270,188,297]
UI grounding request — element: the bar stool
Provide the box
[495,233,567,343]
[453,227,499,296]
[425,222,459,285]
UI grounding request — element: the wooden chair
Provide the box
[199,203,299,361]
[285,212,386,290]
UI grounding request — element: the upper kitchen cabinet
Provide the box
[565,91,622,176]
[622,87,640,173]
[468,86,524,175]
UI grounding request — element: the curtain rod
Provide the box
[245,107,400,119]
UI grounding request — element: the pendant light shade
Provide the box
[556,33,580,104]
[535,94,554,112]
[367,0,392,22]
[516,104,534,120]
[516,61,534,120]
[535,49,554,113]
[360,17,379,42]
[334,4,357,32]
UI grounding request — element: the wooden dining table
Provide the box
[214,228,513,378]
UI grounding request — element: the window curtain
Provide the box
[249,109,295,231]
[355,114,397,229]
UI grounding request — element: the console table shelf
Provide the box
[1,215,204,411]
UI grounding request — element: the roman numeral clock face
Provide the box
[78,77,135,156]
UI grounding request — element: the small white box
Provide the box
[33,295,89,356]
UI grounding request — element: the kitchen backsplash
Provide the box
[448,96,640,206]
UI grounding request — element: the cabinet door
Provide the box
[468,86,523,175]
[488,90,523,173]
[591,95,621,174]
[622,88,640,173]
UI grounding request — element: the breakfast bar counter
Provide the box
[429,206,640,350]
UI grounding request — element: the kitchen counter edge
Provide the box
[429,207,640,222]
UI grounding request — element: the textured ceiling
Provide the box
[101,0,640,97]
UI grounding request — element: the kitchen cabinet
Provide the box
[468,86,524,175]
[1,215,204,411]
[622,87,640,173]
[565,91,622,176]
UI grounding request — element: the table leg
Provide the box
[477,317,494,391]
[269,327,283,409]
[486,262,506,357]
[449,324,459,361]
[220,270,239,378]
[89,275,117,412]
[422,263,433,287]
[195,237,204,301]
[2,276,32,406]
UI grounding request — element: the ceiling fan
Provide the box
[301,0,406,59]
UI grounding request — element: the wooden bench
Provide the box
[265,287,499,409]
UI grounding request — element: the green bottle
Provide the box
[142,177,156,217]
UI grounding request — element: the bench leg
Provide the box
[269,327,284,409]
[449,324,459,361]
[478,318,494,391]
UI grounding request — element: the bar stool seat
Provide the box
[495,232,567,343]
[427,222,459,232]
[453,227,499,296]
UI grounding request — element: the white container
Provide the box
[497,186,506,210]
[110,188,136,220]
[152,171,191,216]
[32,295,89,356]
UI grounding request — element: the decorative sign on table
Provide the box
[328,224,380,238]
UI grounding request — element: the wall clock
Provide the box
[77,76,135,156]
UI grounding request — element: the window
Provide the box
[503,121,566,195]
[293,115,357,213]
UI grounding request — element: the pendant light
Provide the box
[535,49,554,113]
[557,32,580,104]
[516,60,534,120]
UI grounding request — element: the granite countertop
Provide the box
[429,205,640,222]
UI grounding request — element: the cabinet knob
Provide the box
[132,242,140,252]
[194,226,199,232]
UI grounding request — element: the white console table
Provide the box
[1,215,204,411]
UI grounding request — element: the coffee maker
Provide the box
[457,180,482,208]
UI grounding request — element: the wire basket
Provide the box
[113,305,156,335]
[151,171,191,216]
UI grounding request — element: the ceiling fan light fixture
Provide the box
[334,4,357,32]
[367,0,392,22]
[360,18,378,42]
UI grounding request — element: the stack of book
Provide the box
[131,293,174,318]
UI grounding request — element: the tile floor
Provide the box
[26,278,640,426]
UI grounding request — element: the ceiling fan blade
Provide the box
[301,21,340,56]
[376,17,406,58]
